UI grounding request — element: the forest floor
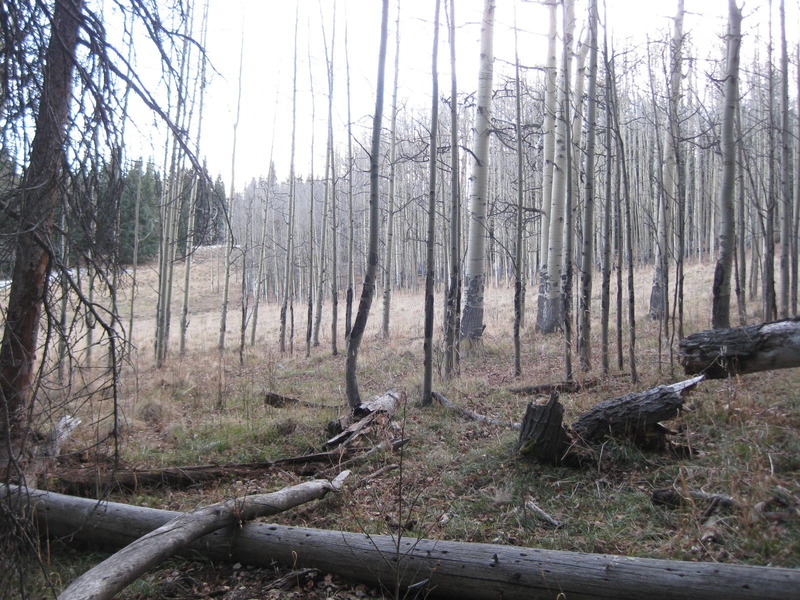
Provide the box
[18,247,800,598]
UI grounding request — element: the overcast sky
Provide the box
[126,1,795,191]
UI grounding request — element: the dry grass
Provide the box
[20,249,800,596]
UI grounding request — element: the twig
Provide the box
[431,391,521,430]
[524,498,564,529]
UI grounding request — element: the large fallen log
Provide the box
[571,375,704,446]
[679,317,800,378]
[56,473,348,600]
[5,485,798,600]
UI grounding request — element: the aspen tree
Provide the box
[578,0,599,371]
[513,9,524,378]
[443,0,461,378]
[461,0,495,343]
[711,0,742,329]
[422,0,441,406]
[539,0,575,335]
[280,9,300,353]
[382,2,401,340]
[344,19,355,340]
[778,0,791,318]
[649,0,684,323]
[535,1,559,332]
[219,32,244,353]
[345,0,389,409]
[180,0,209,356]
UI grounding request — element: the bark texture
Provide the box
[679,318,800,378]
[0,0,84,471]
[460,0,495,342]
[6,485,798,600]
[572,376,703,446]
[57,475,347,600]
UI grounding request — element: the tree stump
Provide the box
[517,392,570,465]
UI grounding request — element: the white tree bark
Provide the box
[460,0,495,343]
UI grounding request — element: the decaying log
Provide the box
[54,473,349,600]
[517,392,570,464]
[508,378,611,396]
[264,392,326,408]
[325,390,402,448]
[572,376,704,446]
[679,317,800,378]
[55,450,348,496]
[432,391,521,430]
[652,488,742,513]
[5,485,798,600]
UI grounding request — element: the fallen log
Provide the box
[432,391,521,430]
[55,450,349,496]
[679,317,800,378]
[571,376,704,447]
[5,485,798,600]
[325,390,402,448]
[39,474,348,600]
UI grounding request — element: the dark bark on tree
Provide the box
[55,475,348,600]
[443,0,461,378]
[518,392,570,465]
[8,485,799,600]
[0,0,84,472]
[679,318,800,378]
[345,0,389,408]
[572,376,703,447]
[422,0,441,406]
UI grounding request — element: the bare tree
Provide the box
[712,0,742,329]
[443,0,462,378]
[345,0,390,409]
[382,2,401,340]
[577,0,599,371]
[461,0,495,344]
[422,0,441,406]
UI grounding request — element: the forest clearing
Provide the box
[2,0,800,598]
[5,248,799,599]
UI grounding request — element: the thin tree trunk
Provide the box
[443,0,461,378]
[345,0,390,409]
[711,0,742,330]
[344,21,355,341]
[778,0,791,318]
[578,0,599,371]
[422,0,441,406]
[536,2,559,333]
[460,0,495,344]
[280,9,299,354]
[219,35,245,353]
[382,3,400,340]
[512,10,524,378]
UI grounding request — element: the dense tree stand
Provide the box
[679,318,800,378]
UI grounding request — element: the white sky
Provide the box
[126,0,796,191]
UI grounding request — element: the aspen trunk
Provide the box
[711,0,742,329]
[460,0,495,343]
